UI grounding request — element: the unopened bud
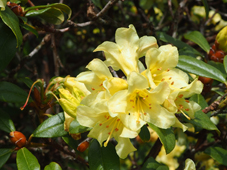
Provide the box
[216,26,227,53]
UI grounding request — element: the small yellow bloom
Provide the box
[94,24,158,76]
[216,26,227,53]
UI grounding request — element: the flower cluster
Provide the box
[58,25,203,159]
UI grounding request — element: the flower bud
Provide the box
[9,131,27,148]
[216,26,227,53]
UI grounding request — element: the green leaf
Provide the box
[202,0,209,19]
[139,125,150,142]
[157,32,202,57]
[190,94,208,110]
[25,7,64,25]
[33,112,68,138]
[92,0,102,9]
[204,146,227,166]
[223,55,227,73]
[207,60,227,77]
[141,157,169,170]
[25,3,71,20]
[0,6,23,47]
[48,3,71,20]
[69,119,92,134]
[184,31,210,53]
[20,23,38,38]
[62,135,79,151]
[17,148,40,170]
[88,139,120,170]
[44,162,62,170]
[0,0,7,11]
[177,55,227,83]
[0,81,30,103]
[0,109,15,133]
[0,148,13,168]
[0,19,17,72]
[187,110,219,132]
[148,123,175,154]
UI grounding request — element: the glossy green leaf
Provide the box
[202,0,209,19]
[69,119,91,134]
[205,146,227,166]
[16,148,40,170]
[223,55,227,73]
[44,162,62,170]
[33,112,68,138]
[0,109,15,133]
[148,123,175,154]
[48,3,71,19]
[208,60,227,77]
[141,157,169,170]
[0,19,17,72]
[0,0,7,11]
[139,125,150,142]
[187,110,219,132]
[157,32,202,57]
[26,7,64,25]
[88,139,120,170]
[184,31,210,53]
[0,148,13,168]
[190,94,208,110]
[177,55,227,83]
[92,0,102,9]
[62,135,79,150]
[20,23,38,37]
[0,81,30,103]
[25,3,71,19]
[0,6,23,47]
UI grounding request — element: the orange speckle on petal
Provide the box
[169,77,172,80]
[157,67,162,71]
[99,123,102,126]
[161,78,165,81]
[185,100,190,103]
[167,68,170,72]
[115,128,119,131]
[179,94,183,98]
[171,81,174,85]
[99,83,103,86]
[106,125,109,128]
[149,107,152,109]
[185,108,190,111]
[117,119,120,121]
[91,87,95,90]
[144,113,147,115]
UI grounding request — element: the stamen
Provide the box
[185,100,190,103]
[185,108,190,111]
[180,109,191,120]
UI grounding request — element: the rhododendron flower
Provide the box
[164,78,203,119]
[108,71,176,131]
[77,91,137,159]
[144,44,189,89]
[76,58,128,97]
[94,24,158,76]
[53,76,90,133]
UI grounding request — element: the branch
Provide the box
[67,0,119,28]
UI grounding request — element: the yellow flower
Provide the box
[144,44,189,89]
[77,91,137,159]
[76,58,128,97]
[216,26,227,53]
[94,24,158,76]
[156,142,186,170]
[108,71,176,131]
